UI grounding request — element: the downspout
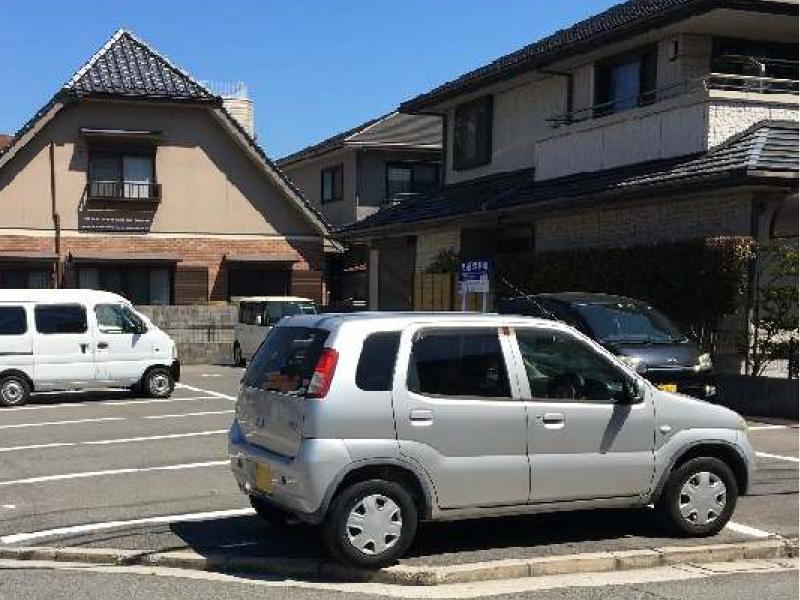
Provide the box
[49,141,62,288]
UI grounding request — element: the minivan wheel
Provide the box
[142,367,174,399]
[324,479,418,569]
[0,375,30,407]
[656,457,738,537]
[233,343,244,367]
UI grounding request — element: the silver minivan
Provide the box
[228,313,755,568]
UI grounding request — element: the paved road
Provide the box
[0,365,796,570]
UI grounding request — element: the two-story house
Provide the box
[341,0,798,369]
[0,30,330,305]
[277,111,442,305]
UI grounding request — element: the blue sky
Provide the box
[2,0,617,158]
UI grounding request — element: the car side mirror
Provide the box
[623,378,646,404]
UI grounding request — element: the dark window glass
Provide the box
[34,304,88,334]
[264,301,317,324]
[574,302,686,344]
[0,306,27,335]
[95,304,144,334]
[321,165,344,203]
[408,328,510,398]
[595,47,657,117]
[453,96,493,170]
[0,270,50,289]
[712,38,798,86]
[78,267,171,305]
[243,326,329,394]
[88,150,156,199]
[516,329,628,403]
[386,162,440,202]
[356,332,401,391]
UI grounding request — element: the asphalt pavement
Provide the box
[0,365,797,584]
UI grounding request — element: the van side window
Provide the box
[514,329,627,403]
[95,304,144,334]
[407,328,511,399]
[34,304,88,335]
[0,306,27,335]
[356,332,401,391]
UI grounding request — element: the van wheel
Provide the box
[655,457,737,536]
[0,374,30,407]
[324,479,417,569]
[142,368,174,398]
[233,343,244,367]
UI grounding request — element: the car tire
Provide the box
[0,374,31,407]
[233,343,245,367]
[141,367,175,399]
[655,457,738,537]
[323,479,418,569]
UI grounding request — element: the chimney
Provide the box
[203,81,255,138]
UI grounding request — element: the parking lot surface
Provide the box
[0,365,797,569]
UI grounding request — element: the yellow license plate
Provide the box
[255,463,273,493]
[657,384,678,392]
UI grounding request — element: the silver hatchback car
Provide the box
[228,313,755,568]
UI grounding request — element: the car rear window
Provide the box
[0,306,27,335]
[243,326,329,394]
[356,332,401,391]
[34,304,88,334]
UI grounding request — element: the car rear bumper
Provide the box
[227,420,351,522]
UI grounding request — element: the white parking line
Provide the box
[176,383,236,401]
[0,507,255,545]
[0,460,229,487]
[0,430,228,453]
[143,410,234,420]
[0,417,125,430]
[725,521,777,538]
[756,451,800,463]
[0,396,218,412]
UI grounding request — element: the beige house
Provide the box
[278,111,441,305]
[340,0,798,372]
[0,30,330,305]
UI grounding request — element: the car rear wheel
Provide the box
[324,479,418,569]
[0,374,30,407]
[656,457,737,536]
[142,367,174,399]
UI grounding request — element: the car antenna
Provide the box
[494,269,562,323]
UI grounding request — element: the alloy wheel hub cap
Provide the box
[346,494,402,555]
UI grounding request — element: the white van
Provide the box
[233,297,316,365]
[0,289,179,407]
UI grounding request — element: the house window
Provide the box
[453,95,493,170]
[712,38,798,93]
[78,266,172,305]
[0,269,51,289]
[88,150,159,200]
[594,47,657,117]
[321,164,344,203]
[385,162,440,202]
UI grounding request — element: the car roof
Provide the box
[232,296,313,303]
[504,292,639,305]
[0,289,128,304]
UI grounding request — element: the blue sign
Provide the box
[459,260,490,281]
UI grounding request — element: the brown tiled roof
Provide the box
[0,135,12,151]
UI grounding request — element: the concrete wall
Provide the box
[715,374,799,419]
[707,97,799,147]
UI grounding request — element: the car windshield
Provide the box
[575,302,687,344]
[265,301,316,322]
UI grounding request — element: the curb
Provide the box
[0,538,795,586]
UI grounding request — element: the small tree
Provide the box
[425,248,460,274]
[747,241,799,377]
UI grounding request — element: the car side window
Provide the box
[515,328,628,403]
[0,306,27,335]
[95,304,144,334]
[356,332,401,391]
[34,304,88,335]
[407,328,511,399]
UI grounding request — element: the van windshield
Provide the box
[265,301,317,322]
[575,302,687,344]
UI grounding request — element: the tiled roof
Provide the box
[401,0,793,112]
[278,112,442,167]
[339,120,798,235]
[64,30,215,101]
[0,135,12,151]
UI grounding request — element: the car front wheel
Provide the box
[656,457,738,536]
[323,479,418,569]
[142,367,175,399]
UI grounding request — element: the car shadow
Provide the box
[26,389,136,406]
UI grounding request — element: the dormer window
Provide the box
[594,47,657,117]
[87,148,159,201]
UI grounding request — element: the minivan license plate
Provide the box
[657,384,678,392]
[254,463,273,493]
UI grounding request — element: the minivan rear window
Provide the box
[34,304,88,334]
[0,306,27,335]
[243,326,329,394]
[356,332,401,391]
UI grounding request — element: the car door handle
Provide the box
[541,413,565,427]
[97,342,109,349]
[409,409,434,425]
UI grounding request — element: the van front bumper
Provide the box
[171,359,181,382]
[227,420,351,523]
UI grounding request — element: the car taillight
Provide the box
[306,348,338,399]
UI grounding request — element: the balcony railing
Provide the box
[87,181,161,201]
